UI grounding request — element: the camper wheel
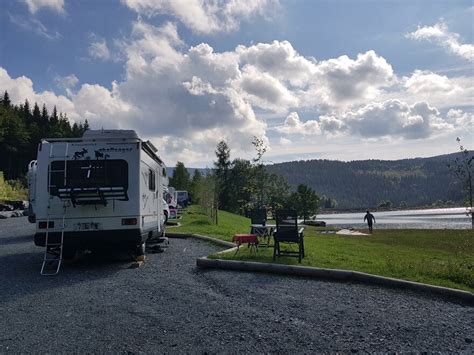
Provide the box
[135,242,146,256]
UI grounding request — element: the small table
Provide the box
[250,224,276,247]
[232,234,259,254]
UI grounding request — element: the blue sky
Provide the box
[0,0,472,167]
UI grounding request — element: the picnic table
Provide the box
[232,233,259,254]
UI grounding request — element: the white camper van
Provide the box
[30,129,168,275]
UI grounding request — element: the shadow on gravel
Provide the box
[0,234,33,246]
[0,249,135,305]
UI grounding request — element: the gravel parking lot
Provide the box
[0,217,473,353]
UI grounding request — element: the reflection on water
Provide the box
[318,207,472,229]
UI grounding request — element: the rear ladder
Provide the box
[41,143,69,276]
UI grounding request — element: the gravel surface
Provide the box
[1,217,473,353]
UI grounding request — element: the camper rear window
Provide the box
[49,160,128,195]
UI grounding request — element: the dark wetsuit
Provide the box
[364,212,375,232]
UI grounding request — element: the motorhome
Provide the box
[29,129,168,275]
[164,186,178,209]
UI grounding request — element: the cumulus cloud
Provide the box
[236,65,298,112]
[275,112,321,135]
[407,20,474,61]
[338,100,453,139]
[121,0,278,34]
[23,0,65,14]
[237,40,316,87]
[275,100,456,140]
[302,50,394,108]
[447,109,474,127]
[2,18,471,165]
[0,67,78,121]
[397,70,474,108]
[54,74,79,96]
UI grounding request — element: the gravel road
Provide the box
[1,217,473,353]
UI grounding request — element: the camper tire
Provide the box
[135,242,146,257]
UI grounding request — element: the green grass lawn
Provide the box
[176,205,474,292]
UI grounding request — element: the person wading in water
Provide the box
[364,210,376,233]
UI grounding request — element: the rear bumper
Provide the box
[34,228,145,249]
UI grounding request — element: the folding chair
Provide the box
[250,208,270,245]
[273,210,305,263]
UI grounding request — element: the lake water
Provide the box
[318,207,473,229]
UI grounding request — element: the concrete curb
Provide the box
[166,231,473,304]
[197,256,474,305]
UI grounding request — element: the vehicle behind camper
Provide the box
[176,190,189,208]
[30,129,168,275]
[164,186,178,209]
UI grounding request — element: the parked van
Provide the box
[30,129,168,275]
[176,190,189,208]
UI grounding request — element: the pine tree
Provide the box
[40,104,49,138]
[169,162,190,190]
[214,140,232,211]
[32,103,41,123]
[189,169,203,203]
[292,184,320,222]
[23,99,31,121]
[2,91,11,107]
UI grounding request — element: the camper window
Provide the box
[148,169,156,191]
[49,159,128,195]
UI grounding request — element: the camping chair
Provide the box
[273,210,305,263]
[250,209,267,225]
[250,209,271,244]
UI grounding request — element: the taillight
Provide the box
[122,218,137,226]
[38,221,54,229]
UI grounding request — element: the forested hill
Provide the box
[266,153,471,209]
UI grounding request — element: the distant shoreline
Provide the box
[319,205,470,215]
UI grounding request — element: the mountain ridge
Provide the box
[265,151,471,209]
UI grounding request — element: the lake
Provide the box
[318,207,473,229]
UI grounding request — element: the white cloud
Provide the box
[236,65,298,112]
[275,112,321,135]
[318,115,345,133]
[237,40,316,87]
[275,100,456,140]
[407,20,474,61]
[0,67,78,121]
[88,39,111,61]
[121,0,278,34]
[302,50,394,108]
[447,109,474,127]
[8,13,61,40]
[23,0,65,14]
[398,70,473,108]
[73,83,135,128]
[2,18,472,165]
[54,74,79,96]
[337,100,453,140]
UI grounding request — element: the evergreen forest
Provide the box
[267,154,471,209]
